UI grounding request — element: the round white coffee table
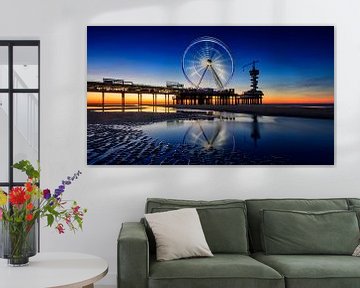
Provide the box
[0,252,108,288]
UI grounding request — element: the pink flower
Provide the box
[0,208,3,220]
[72,205,80,215]
[65,214,71,225]
[56,223,65,234]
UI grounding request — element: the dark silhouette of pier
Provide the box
[240,61,264,104]
[87,81,244,110]
[87,62,264,110]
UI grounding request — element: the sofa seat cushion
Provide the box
[252,252,360,288]
[149,254,284,288]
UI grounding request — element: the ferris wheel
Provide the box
[182,36,234,89]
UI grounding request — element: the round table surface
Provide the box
[0,252,108,288]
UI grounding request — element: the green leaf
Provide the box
[75,216,83,230]
[47,214,54,227]
[46,206,60,217]
[12,160,40,180]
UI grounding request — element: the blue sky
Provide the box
[87,26,334,103]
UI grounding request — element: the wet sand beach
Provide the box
[87,122,288,165]
[87,104,333,165]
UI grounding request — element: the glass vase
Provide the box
[0,220,37,266]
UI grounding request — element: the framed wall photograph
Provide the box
[87,26,334,165]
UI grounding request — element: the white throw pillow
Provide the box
[353,244,360,256]
[145,208,213,261]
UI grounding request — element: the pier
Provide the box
[239,61,264,105]
[87,81,243,110]
[87,61,264,110]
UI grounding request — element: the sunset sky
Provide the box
[87,26,334,105]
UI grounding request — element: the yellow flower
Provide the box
[0,190,7,206]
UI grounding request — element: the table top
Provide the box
[0,252,108,288]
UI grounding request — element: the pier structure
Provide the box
[239,61,264,104]
[87,81,242,110]
[87,59,265,110]
[87,81,173,111]
[175,88,240,105]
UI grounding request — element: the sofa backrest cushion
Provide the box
[145,198,249,254]
[261,209,359,255]
[246,198,349,252]
[347,199,360,228]
[348,198,360,207]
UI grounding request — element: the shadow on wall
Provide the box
[59,0,287,26]
[87,0,227,24]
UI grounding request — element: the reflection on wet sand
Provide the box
[251,115,261,147]
[87,109,334,165]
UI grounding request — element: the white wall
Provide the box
[1,0,360,285]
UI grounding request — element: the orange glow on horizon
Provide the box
[87,92,169,105]
[263,96,334,104]
[87,91,334,106]
[262,90,333,104]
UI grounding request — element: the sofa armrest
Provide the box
[118,222,149,288]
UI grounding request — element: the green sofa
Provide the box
[118,198,360,288]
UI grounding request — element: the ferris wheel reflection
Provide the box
[182,114,261,150]
[182,120,234,150]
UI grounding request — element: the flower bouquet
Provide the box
[0,160,87,266]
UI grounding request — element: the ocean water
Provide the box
[140,113,334,165]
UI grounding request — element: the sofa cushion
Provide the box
[252,252,360,288]
[347,198,360,207]
[146,198,249,254]
[346,199,360,229]
[145,208,213,261]
[261,209,359,255]
[149,254,284,288]
[350,206,360,227]
[246,198,349,252]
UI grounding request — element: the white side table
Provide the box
[0,252,108,288]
